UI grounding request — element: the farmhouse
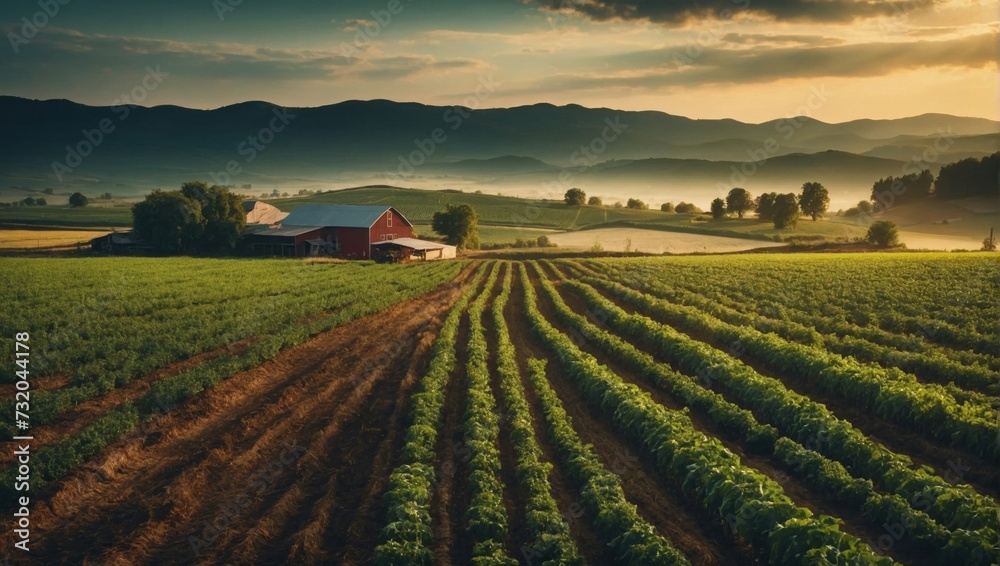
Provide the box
[243,204,415,258]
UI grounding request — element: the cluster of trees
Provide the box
[563,189,648,210]
[432,204,480,249]
[700,184,829,228]
[19,197,47,206]
[665,202,701,214]
[868,152,998,210]
[935,153,999,199]
[869,170,933,208]
[132,181,246,253]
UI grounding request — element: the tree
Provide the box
[133,189,206,253]
[180,181,247,251]
[69,192,89,207]
[710,198,726,219]
[564,188,586,205]
[100,192,113,200]
[626,198,648,210]
[725,188,754,218]
[36,197,47,206]
[772,193,800,229]
[844,200,875,217]
[660,202,674,213]
[613,201,623,208]
[22,197,35,206]
[270,189,280,197]
[587,196,603,206]
[536,235,554,248]
[675,202,702,214]
[865,220,900,247]
[799,182,830,221]
[934,153,999,199]
[755,192,777,222]
[981,228,997,251]
[432,204,480,249]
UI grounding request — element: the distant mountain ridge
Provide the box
[0,96,996,208]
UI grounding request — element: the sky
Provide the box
[1,0,997,123]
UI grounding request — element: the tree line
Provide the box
[564,184,830,230]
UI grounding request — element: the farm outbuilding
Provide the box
[243,204,414,258]
[90,231,152,255]
[372,237,457,262]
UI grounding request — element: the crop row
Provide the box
[461,263,517,565]
[538,262,996,562]
[490,264,582,564]
[375,263,488,565]
[574,259,999,397]
[579,254,999,355]
[518,263,892,565]
[561,272,1000,539]
[578,272,1000,462]
[525,356,690,565]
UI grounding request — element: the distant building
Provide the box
[243,204,414,258]
[90,231,151,255]
[372,237,457,262]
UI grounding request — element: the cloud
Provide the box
[721,33,845,47]
[354,55,488,79]
[511,31,998,93]
[0,27,488,86]
[523,0,936,25]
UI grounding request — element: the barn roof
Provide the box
[251,225,324,237]
[282,204,411,228]
[371,237,453,251]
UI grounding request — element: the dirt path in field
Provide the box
[566,266,1000,513]
[5,267,475,565]
[538,263,933,564]
[510,265,750,566]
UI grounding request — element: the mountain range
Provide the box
[1,96,996,209]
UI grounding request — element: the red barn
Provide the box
[245,204,414,258]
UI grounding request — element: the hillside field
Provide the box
[1,253,998,565]
[1,187,994,250]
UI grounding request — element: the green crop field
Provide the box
[2,251,998,564]
[276,186,667,229]
[0,205,133,228]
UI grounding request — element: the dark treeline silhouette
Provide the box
[934,152,999,199]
